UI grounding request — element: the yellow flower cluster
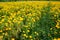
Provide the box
[56,20,60,28]
[53,38,60,40]
[0,2,42,40]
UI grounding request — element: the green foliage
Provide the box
[34,3,60,40]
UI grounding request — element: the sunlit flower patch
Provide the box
[0,1,60,40]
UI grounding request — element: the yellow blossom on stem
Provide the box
[23,34,27,37]
[34,32,39,35]
[26,35,28,38]
[29,36,32,38]
[11,38,15,40]
[53,38,57,40]
[27,30,30,32]
[20,17,24,21]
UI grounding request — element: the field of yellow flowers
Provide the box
[0,1,60,40]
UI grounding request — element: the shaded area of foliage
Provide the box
[34,3,60,40]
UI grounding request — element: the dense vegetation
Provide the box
[0,2,60,40]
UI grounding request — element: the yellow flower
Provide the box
[5,23,8,26]
[11,15,15,18]
[0,22,2,23]
[0,36,3,38]
[5,28,9,30]
[29,36,32,38]
[2,16,5,18]
[23,31,25,33]
[32,18,35,22]
[50,28,53,30]
[58,20,60,22]
[34,32,39,35]
[2,33,5,35]
[56,22,60,28]
[0,30,2,32]
[54,15,57,17]
[8,28,11,30]
[36,33,38,35]
[28,13,32,17]
[24,25,28,28]
[23,34,26,37]
[31,39,33,40]
[18,21,20,24]
[17,11,20,14]
[9,16,12,20]
[8,20,11,23]
[58,38,60,40]
[26,35,28,38]
[36,17,39,20]
[11,38,15,40]
[20,17,24,21]
[1,19,4,22]
[57,22,59,25]
[35,32,37,34]
[13,19,17,22]
[28,23,31,25]
[27,30,30,32]
[56,25,60,28]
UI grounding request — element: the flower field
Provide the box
[0,1,60,40]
